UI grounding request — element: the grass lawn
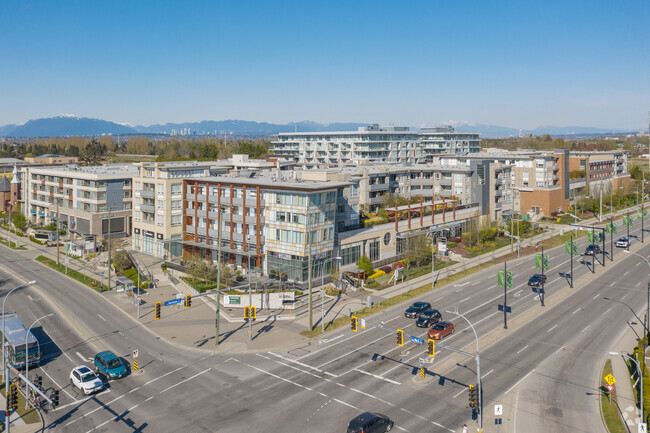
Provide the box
[35,255,108,292]
[0,381,41,424]
[601,359,628,433]
[0,238,27,249]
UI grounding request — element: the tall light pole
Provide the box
[106,209,112,292]
[117,249,140,319]
[430,227,450,289]
[446,310,482,433]
[246,234,252,342]
[609,351,643,424]
[623,250,650,370]
[25,313,55,408]
[2,280,36,381]
[307,194,313,330]
[319,256,341,332]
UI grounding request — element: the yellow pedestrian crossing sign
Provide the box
[604,374,616,386]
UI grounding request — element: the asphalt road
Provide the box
[0,219,647,433]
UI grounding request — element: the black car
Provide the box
[416,309,442,327]
[584,244,601,256]
[404,302,432,318]
[347,412,394,433]
[527,274,547,287]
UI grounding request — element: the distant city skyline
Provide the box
[1,0,649,130]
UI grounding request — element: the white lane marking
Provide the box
[460,296,472,303]
[593,293,600,299]
[547,325,558,333]
[324,371,337,377]
[433,296,446,302]
[482,369,494,379]
[572,308,581,315]
[76,352,90,362]
[320,334,344,344]
[97,314,106,321]
[610,282,616,287]
[605,308,612,315]
[158,368,212,394]
[514,290,522,297]
[517,345,529,354]
[471,282,480,286]
[42,369,77,402]
[505,369,535,395]
[66,365,186,426]
[581,325,591,333]
[269,352,324,373]
[354,368,401,385]
[624,271,630,276]
[453,387,468,398]
[455,282,470,287]
[27,295,39,301]
[637,262,642,266]
[455,289,463,293]
[622,295,627,300]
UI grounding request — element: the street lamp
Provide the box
[2,280,36,381]
[609,351,643,423]
[117,249,140,319]
[246,234,253,342]
[25,313,55,408]
[623,250,650,368]
[430,228,451,289]
[319,256,342,332]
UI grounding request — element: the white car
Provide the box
[616,237,630,248]
[70,365,103,395]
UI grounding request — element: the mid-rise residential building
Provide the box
[271,124,480,167]
[182,172,347,283]
[131,161,216,259]
[569,150,631,195]
[23,154,79,165]
[21,164,137,238]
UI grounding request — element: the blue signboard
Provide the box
[165,299,182,306]
[411,336,424,345]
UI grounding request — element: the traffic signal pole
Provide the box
[570,233,574,288]
[503,262,508,329]
[540,246,545,307]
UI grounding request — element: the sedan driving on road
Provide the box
[615,237,630,248]
[527,274,547,287]
[347,412,394,433]
[404,302,431,318]
[427,322,455,340]
[70,365,104,395]
[416,309,442,327]
[584,244,601,255]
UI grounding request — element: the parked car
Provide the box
[404,302,432,318]
[347,412,394,433]
[416,309,442,328]
[70,365,104,395]
[427,322,455,340]
[527,274,547,287]
[94,351,127,380]
[616,237,630,248]
[584,244,601,255]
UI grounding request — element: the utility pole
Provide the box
[503,261,508,329]
[56,201,60,265]
[642,172,646,243]
[308,195,313,330]
[591,225,595,273]
[569,233,574,288]
[540,245,545,307]
[106,209,112,292]
[247,235,252,342]
[599,189,602,222]
[216,204,222,346]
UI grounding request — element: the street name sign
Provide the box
[165,298,182,306]
[411,336,424,345]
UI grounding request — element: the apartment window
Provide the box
[157,215,164,226]
[157,200,164,209]
[171,200,182,209]
[171,184,182,195]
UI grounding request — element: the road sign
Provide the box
[165,298,182,306]
[604,374,616,386]
[360,319,366,329]
[639,423,647,433]
[497,304,512,313]
[606,384,614,392]
[410,336,424,345]
[133,349,138,359]
[494,404,503,416]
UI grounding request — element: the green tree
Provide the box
[186,257,218,282]
[12,205,27,231]
[404,234,431,270]
[81,138,105,165]
[357,255,373,274]
[111,247,132,274]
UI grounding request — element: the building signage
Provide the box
[226,295,241,305]
[134,228,141,234]
[156,233,163,240]
[143,229,155,238]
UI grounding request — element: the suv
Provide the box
[94,351,127,380]
[404,302,431,318]
[70,365,103,395]
[616,237,630,248]
[416,310,442,328]
[527,274,547,287]
[347,412,394,433]
[585,244,601,255]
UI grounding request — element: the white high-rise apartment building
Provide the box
[271,124,481,167]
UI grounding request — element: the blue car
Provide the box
[94,351,127,380]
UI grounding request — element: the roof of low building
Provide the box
[0,176,10,192]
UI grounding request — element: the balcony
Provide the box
[140,204,155,213]
[494,177,503,185]
[369,183,389,192]
[140,190,154,198]
[554,164,560,171]
[438,178,452,186]
[370,196,385,205]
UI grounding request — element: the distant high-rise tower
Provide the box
[519,129,523,138]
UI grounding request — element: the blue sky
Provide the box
[1,0,649,130]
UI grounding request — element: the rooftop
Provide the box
[192,174,349,190]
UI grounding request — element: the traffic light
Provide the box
[251,306,256,320]
[351,315,358,332]
[52,389,59,407]
[155,302,161,320]
[9,383,18,410]
[185,294,192,308]
[244,306,250,319]
[396,329,404,347]
[427,338,435,357]
[469,384,480,412]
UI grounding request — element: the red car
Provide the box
[427,321,454,340]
